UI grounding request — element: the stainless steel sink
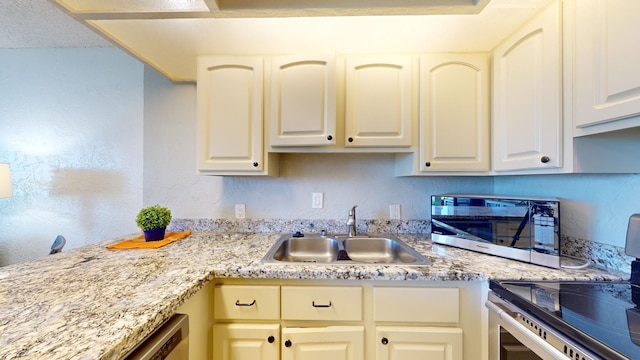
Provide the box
[342,237,424,264]
[270,236,340,263]
[262,234,431,265]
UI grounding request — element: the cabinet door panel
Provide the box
[345,56,413,147]
[373,287,459,323]
[281,326,364,360]
[420,54,489,171]
[281,286,362,321]
[270,56,336,146]
[214,285,280,320]
[376,326,462,360]
[213,324,279,360]
[573,0,640,129]
[197,56,264,172]
[492,1,561,172]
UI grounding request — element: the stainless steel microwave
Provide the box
[431,194,560,268]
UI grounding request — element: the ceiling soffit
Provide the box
[45,0,552,82]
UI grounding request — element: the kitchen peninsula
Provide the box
[0,230,627,360]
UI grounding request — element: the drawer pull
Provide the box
[235,299,256,307]
[312,301,332,308]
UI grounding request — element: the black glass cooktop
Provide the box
[490,280,640,360]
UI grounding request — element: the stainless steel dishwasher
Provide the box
[124,314,189,360]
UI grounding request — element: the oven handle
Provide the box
[486,300,569,360]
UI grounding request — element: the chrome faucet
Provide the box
[347,205,357,237]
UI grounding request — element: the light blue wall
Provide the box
[0,48,144,265]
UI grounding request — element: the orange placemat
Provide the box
[106,231,192,250]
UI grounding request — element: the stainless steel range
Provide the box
[487,214,640,360]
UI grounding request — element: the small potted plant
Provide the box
[136,205,172,241]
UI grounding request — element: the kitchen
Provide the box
[1,0,640,359]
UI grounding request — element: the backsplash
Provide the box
[169,218,431,236]
[561,235,634,273]
[170,218,633,274]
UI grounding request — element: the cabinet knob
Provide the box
[381,337,389,345]
[285,340,292,348]
[348,137,354,143]
[252,162,259,167]
[267,336,275,344]
[327,135,333,141]
[425,162,431,167]
[540,156,550,163]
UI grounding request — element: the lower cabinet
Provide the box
[213,324,280,360]
[376,326,463,360]
[281,326,364,360]
[210,281,485,360]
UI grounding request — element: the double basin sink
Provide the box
[262,233,431,266]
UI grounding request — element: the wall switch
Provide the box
[390,204,401,220]
[312,192,324,209]
[235,204,246,219]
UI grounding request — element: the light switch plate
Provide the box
[235,204,246,219]
[390,204,401,220]
[312,192,324,209]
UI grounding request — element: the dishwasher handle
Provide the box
[124,314,189,360]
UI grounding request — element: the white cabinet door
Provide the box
[281,326,364,360]
[270,55,336,147]
[213,324,280,360]
[571,0,640,132]
[492,1,562,172]
[376,326,463,360]
[419,54,490,172]
[344,55,414,148]
[196,56,265,174]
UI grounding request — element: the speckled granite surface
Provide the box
[0,231,629,360]
[170,218,635,273]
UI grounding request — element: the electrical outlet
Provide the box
[390,204,401,220]
[235,204,246,219]
[312,192,324,209]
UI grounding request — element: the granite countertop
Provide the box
[0,232,629,360]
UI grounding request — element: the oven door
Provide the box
[487,292,599,360]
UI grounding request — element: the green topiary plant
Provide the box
[136,205,172,231]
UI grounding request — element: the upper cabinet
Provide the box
[419,54,490,172]
[269,55,337,147]
[196,56,276,176]
[568,0,640,136]
[344,56,415,148]
[491,0,562,173]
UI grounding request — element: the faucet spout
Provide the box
[347,205,358,237]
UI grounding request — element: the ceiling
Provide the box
[0,0,110,48]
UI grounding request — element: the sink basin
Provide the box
[270,236,340,263]
[262,234,430,265]
[342,237,424,264]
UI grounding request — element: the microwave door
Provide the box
[509,209,530,247]
[431,219,492,244]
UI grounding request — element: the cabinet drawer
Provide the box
[373,287,459,323]
[214,285,280,320]
[281,286,362,321]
